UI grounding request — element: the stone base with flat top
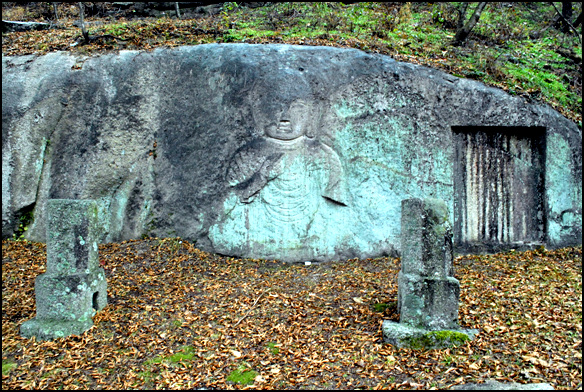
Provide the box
[20,317,95,341]
[20,269,107,340]
[382,320,478,349]
[398,271,461,331]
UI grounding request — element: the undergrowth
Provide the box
[2,2,582,124]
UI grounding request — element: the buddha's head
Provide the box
[250,70,316,140]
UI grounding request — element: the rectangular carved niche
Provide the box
[452,126,546,252]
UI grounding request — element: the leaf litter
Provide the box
[2,239,581,389]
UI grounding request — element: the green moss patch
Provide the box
[137,370,155,384]
[227,363,258,386]
[406,330,470,350]
[144,346,197,367]
[2,359,17,376]
[168,346,197,363]
[266,342,280,355]
[372,302,397,313]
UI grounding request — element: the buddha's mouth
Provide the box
[278,120,291,132]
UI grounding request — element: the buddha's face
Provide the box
[261,100,311,141]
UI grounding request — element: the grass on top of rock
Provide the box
[1,238,581,390]
[2,2,581,127]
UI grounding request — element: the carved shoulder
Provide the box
[318,142,350,206]
[226,139,269,186]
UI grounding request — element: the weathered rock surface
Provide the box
[2,44,582,261]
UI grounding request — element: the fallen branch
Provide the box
[90,34,129,42]
[233,288,271,327]
[2,20,51,33]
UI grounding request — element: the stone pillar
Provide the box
[383,198,477,349]
[20,199,107,340]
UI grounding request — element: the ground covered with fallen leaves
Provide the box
[2,238,582,389]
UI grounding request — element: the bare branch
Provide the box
[549,1,582,43]
[233,289,271,327]
[452,2,488,46]
[52,2,59,21]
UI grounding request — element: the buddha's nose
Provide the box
[280,110,290,122]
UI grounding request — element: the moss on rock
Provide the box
[406,330,470,350]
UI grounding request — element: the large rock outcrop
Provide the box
[2,44,582,261]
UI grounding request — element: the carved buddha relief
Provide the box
[227,98,348,211]
[209,73,353,261]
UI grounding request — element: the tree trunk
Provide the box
[78,2,90,43]
[452,2,488,46]
[456,2,470,32]
[561,1,573,33]
[553,2,573,31]
[52,2,59,21]
[550,1,582,42]
[175,2,181,19]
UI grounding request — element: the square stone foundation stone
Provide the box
[20,199,107,340]
[384,198,477,349]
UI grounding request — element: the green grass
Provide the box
[223,27,278,42]
[102,21,132,37]
[2,359,17,376]
[442,355,454,366]
[168,346,197,363]
[137,369,155,384]
[372,302,390,313]
[61,3,584,125]
[144,356,165,366]
[266,342,280,355]
[138,346,197,384]
[372,302,397,313]
[227,363,258,386]
[144,345,197,367]
[216,2,582,126]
